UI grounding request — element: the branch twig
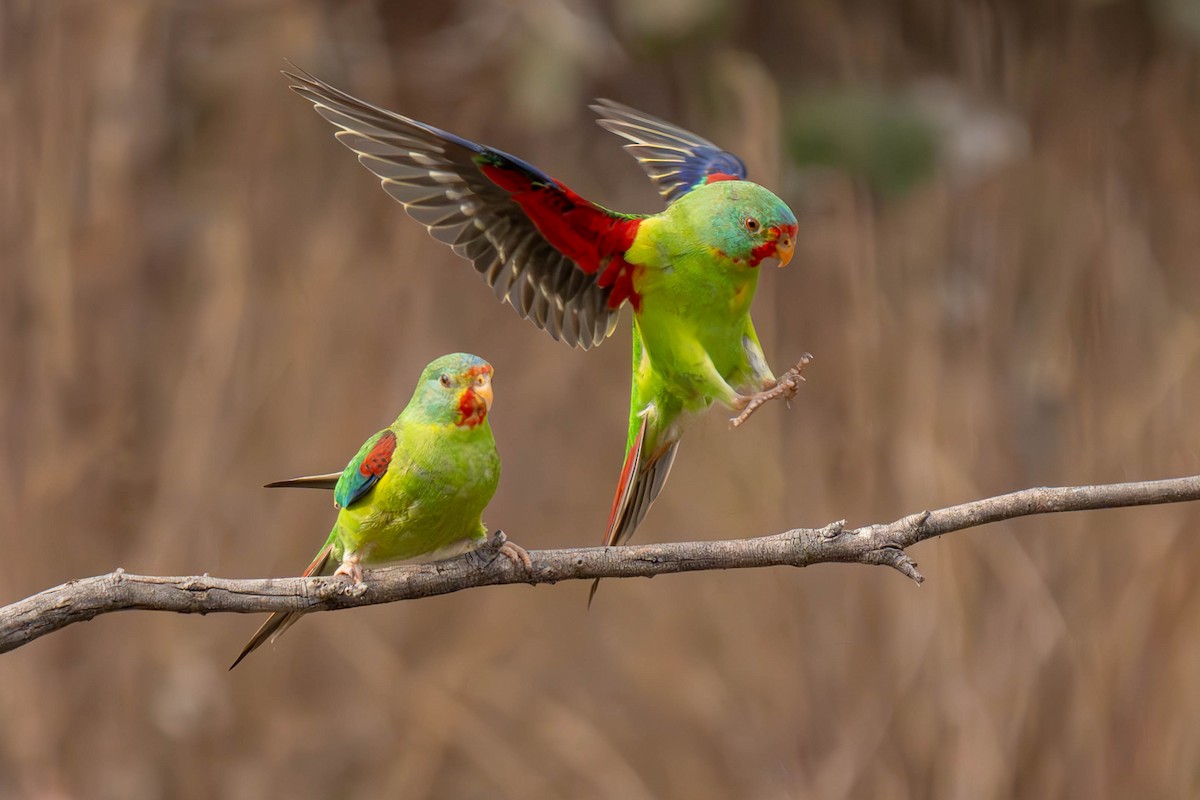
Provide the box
[2,475,1198,654]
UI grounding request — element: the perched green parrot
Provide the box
[231,353,525,669]
[286,70,806,594]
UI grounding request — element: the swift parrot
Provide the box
[231,353,528,668]
[285,70,809,600]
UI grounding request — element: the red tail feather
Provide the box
[604,415,648,547]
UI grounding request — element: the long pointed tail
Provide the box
[229,540,336,670]
[602,413,680,550]
[264,472,341,490]
[591,409,680,607]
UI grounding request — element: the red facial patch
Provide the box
[747,240,776,267]
[456,389,488,428]
[747,223,797,268]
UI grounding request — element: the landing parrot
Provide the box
[285,70,807,597]
[231,353,526,669]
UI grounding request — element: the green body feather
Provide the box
[602,181,794,548]
[231,353,499,668]
[322,414,499,569]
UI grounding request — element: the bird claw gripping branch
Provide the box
[486,530,533,572]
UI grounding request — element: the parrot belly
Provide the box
[634,281,760,407]
[332,436,499,565]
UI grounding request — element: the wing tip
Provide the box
[287,70,625,354]
[589,97,619,114]
[281,60,323,93]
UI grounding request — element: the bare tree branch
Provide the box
[3,475,1198,654]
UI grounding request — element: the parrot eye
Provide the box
[475,374,488,387]
[745,217,760,232]
[439,374,452,387]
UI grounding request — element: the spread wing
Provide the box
[591,98,748,205]
[287,68,644,349]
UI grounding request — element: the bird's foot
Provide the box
[486,529,533,571]
[333,554,364,587]
[730,353,814,428]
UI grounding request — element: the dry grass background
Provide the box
[2,0,1200,797]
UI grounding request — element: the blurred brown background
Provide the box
[3,0,1200,797]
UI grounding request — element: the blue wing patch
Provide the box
[334,429,397,509]
[591,98,748,204]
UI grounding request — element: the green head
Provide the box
[404,353,495,429]
[670,180,797,269]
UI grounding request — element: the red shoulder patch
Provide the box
[359,431,397,478]
[479,162,641,288]
[704,172,741,184]
[597,254,642,311]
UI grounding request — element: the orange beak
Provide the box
[775,232,794,268]
[475,378,493,412]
